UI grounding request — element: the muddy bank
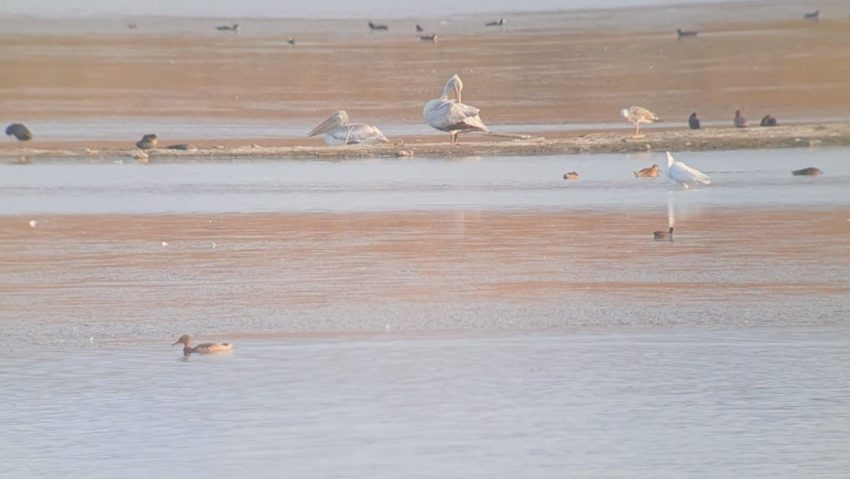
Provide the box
[3,123,848,161]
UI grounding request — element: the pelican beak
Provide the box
[308,113,342,137]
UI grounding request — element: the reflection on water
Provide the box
[1,148,849,215]
[2,328,849,478]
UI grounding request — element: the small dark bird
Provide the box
[677,28,698,37]
[734,110,748,128]
[136,134,158,149]
[416,24,424,32]
[654,227,674,241]
[287,36,295,46]
[127,22,138,29]
[804,10,820,21]
[760,114,778,127]
[216,24,239,32]
[368,21,388,31]
[792,167,823,176]
[688,112,701,129]
[5,123,33,141]
[420,34,437,44]
[563,171,580,180]
[485,18,506,27]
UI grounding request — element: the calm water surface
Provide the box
[2,328,849,478]
[2,148,850,214]
[1,148,848,477]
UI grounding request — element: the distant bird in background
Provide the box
[5,123,33,141]
[369,20,388,31]
[562,171,580,180]
[127,22,138,29]
[420,34,438,44]
[734,110,748,128]
[677,28,698,38]
[136,133,158,149]
[287,36,295,46]
[485,18,506,27]
[620,106,661,138]
[760,114,778,127]
[688,112,701,129]
[216,24,239,32]
[792,167,823,176]
[654,227,673,241]
[804,10,820,21]
[416,24,424,32]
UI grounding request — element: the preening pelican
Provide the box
[423,74,489,143]
[665,151,710,189]
[308,110,389,145]
[620,106,660,138]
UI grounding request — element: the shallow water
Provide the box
[2,147,849,215]
[2,147,848,477]
[2,328,849,478]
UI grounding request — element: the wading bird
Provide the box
[369,20,388,31]
[634,164,661,177]
[734,110,748,128]
[620,106,661,138]
[423,74,489,143]
[665,151,710,189]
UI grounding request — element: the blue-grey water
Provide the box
[1,148,849,478]
[2,148,849,215]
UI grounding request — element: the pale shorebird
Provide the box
[173,335,233,356]
[423,74,489,143]
[308,110,389,145]
[369,20,388,31]
[136,133,158,149]
[688,112,701,129]
[792,167,823,176]
[664,151,710,189]
[620,106,661,138]
[634,164,661,178]
[5,123,33,141]
[734,110,748,128]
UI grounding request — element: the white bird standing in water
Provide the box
[620,106,661,138]
[664,151,710,189]
[423,74,489,143]
[308,110,389,145]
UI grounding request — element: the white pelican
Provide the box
[308,110,389,146]
[664,151,710,189]
[620,106,661,138]
[423,74,489,143]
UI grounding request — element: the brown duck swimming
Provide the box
[634,164,661,178]
[173,335,233,355]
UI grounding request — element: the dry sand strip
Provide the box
[3,123,849,161]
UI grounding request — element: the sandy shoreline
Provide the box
[2,123,848,160]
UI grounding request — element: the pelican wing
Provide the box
[670,162,710,185]
[425,99,488,132]
[325,124,388,145]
